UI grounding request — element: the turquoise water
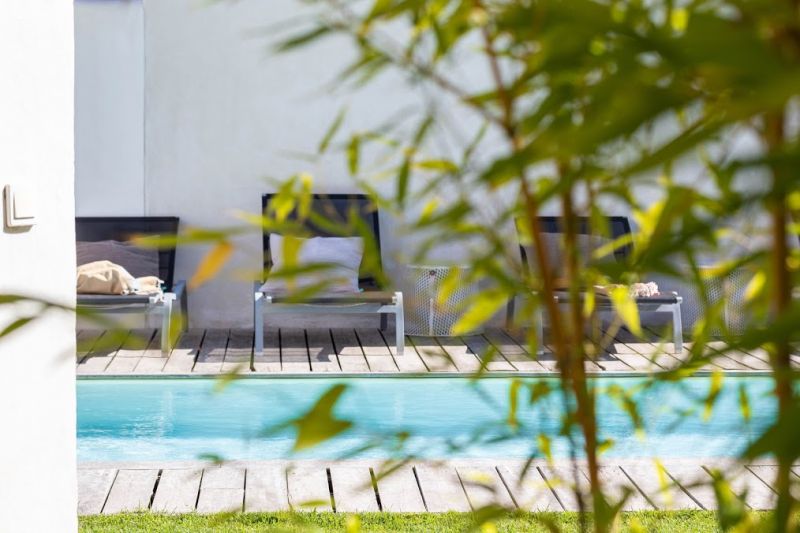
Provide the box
[77,377,774,462]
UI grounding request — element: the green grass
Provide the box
[79,511,725,532]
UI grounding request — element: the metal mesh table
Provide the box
[657,267,751,335]
[402,265,481,336]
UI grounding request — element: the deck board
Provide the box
[305,329,341,373]
[456,465,515,510]
[663,463,717,510]
[287,465,332,511]
[280,328,311,373]
[133,331,170,374]
[102,469,159,514]
[435,337,483,373]
[620,462,699,510]
[331,329,373,372]
[329,465,379,512]
[414,465,471,512]
[485,329,545,372]
[496,464,562,511]
[539,464,590,512]
[372,464,426,512]
[151,468,202,513]
[196,465,245,513]
[76,330,131,375]
[408,336,456,372]
[162,329,204,373]
[244,464,290,512]
[461,334,516,372]
[77,468,117,515]
[221,328,253,373]
[193,329,228,374]
[253,327,281,373]
[354,328,408,372]
[76,330,105,361]
[591,465,653,511]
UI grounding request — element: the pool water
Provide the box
[77,377,774,462]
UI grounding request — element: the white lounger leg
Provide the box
[535,308,545,355]
[254,288,264,357]
[672,296,683,354]
[160,295,174,356]
[394,291,404,356]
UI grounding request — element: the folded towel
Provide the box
[77,260,163,296]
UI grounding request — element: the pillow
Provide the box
[76,240,160,279]
[260,234,364,295]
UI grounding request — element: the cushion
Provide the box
[260,234,364,294]
[77,240,159,279]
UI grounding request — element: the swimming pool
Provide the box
[77,377,773,462]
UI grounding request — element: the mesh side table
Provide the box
[402,265,481,336]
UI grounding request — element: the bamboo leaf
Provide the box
[347,134,361,176]
[450,290,507,335]
[507,378,521,430]
[0,316,35,338]
[738,383,751,423]
[607,286,641,337]
[292,383,353,451]
[189,241,233,289]
[318,108,347,154]
[743,271,766,302]
[703,371,724,421]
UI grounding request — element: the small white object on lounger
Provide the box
[259,234,364,295]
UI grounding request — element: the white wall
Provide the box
[75,0,145,215]
[0,1,77,531]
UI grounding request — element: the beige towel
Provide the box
[77,260,163,296]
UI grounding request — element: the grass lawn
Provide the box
[79,510,726,532]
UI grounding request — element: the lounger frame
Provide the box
[254,194,405,357]
[508,216,683,354]
[75,216,187,354]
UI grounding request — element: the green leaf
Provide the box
[703,370,723,421]
[738,383,751,423]
[292,384,353,451]
[347,134,361,176]
[414,159,458,173]
[189,241,233,290]
[743,271,766,302]
[396,157,410,207]
[0,316,35,338]
[607,285,641,337]
[318,107,347,154]
[507,378,521,430]
[450,290,507,335]
[275,26,332,52]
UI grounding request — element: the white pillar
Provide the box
[0,1,78,530]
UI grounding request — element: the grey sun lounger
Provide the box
[253,194,404,357]
[507,216,683,354]
[76,216,188,355]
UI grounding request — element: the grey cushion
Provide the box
[76,240,160,279]
[261,234,364,295]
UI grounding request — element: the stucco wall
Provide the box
[75,0,145,215]
[0,1,77,530]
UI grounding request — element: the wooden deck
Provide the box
[77,458,784,515]
[75,327,780,376]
